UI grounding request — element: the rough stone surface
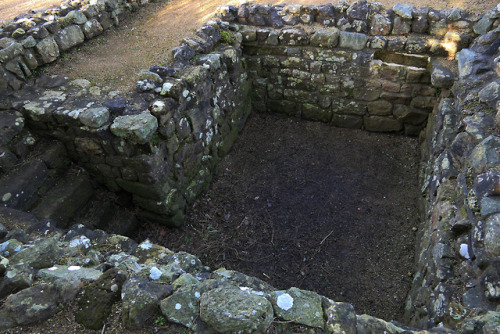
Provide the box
[270,287,324,328]
[110,112,158,144]
[200,286,274,333]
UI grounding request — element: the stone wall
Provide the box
[0,0,500,332]
[4,23,251,227]
[404,33,500,330]
[216,1,497,134]
[0,0,154,93]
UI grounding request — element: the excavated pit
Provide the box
[138,111,421,321]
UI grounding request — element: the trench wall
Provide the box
[0,0,500,332]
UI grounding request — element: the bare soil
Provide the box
[139,112,421,322]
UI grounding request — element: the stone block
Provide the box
[363,115,403,132]
[54,25,85,51]
[110,112,158,144]
[392,16,411,35]
[35,36,60,64]
[310,28,340,48]
[393,104,428,125]
[339,31,367,51]
[302,103,331,122]
[367,100,392,116]
[370,14,391,35]
[331,114,363,129]
[82,19,103,39]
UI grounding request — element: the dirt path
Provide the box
[1,0,494,92]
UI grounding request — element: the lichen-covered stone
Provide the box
[339,31,367,50]
[35,36,60,64]
[54,25,85,51]
[470,135,500,173]
[79,107,110,128]
[121,277,173,328]
[200,286,273,333]
[310,28,340,48]
[270,287,324,328]
[323,298,357,334]
[110,112,158,144]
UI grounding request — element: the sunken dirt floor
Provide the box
[138,112,422,322]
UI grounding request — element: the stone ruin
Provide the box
[0,0,499,332]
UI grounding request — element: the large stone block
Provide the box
[339,31,367,50]
[310,27,340,48]
[55,25,85,51]
[35,36,60,64]
[110,112,158,144]
[363,115,403,132]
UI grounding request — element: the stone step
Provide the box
[0,159,49,211]
[30,172,94,228]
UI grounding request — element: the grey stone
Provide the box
[485,214,500,257]
[474,16,494,35]
[31,174,93,228]
[54,25,85,51]
[200,286,273,333]
[35,36,60,64]
[323,298,357,334]
[370,14,391,35]
[0,41,24,64]
[11,28,25,39]
[457,49,483,79]
[79,107,110,128]
[393,3,415,19]
[479,81,500,103]
[75,267,127,330]
[339,31,367,50]
[82,19,103,39]
[121,277,173,328]
[470,135,500,173]
[138,70,163,84]
[310,28,340,48]
[482,197,500,217]
[64,10,88,25]
[9,238,60,269]
[431,60,457,88]
[392,16,411,35]
[270,287,324,328]
[20,36,36,49]
[481,260,500,301]
[0,160,48,211]
[356,314,407,333]
[110,112,158,144]
[39,265,102,283]
[1,283,77,327]
[347,0,369,20]
[367,100,392,116]
[160,286,201,329]
[0,265,34,299]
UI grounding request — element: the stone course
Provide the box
[0,0,499,332]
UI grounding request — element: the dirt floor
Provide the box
[138,112,421,322]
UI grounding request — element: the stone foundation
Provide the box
[0,0,499,332]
